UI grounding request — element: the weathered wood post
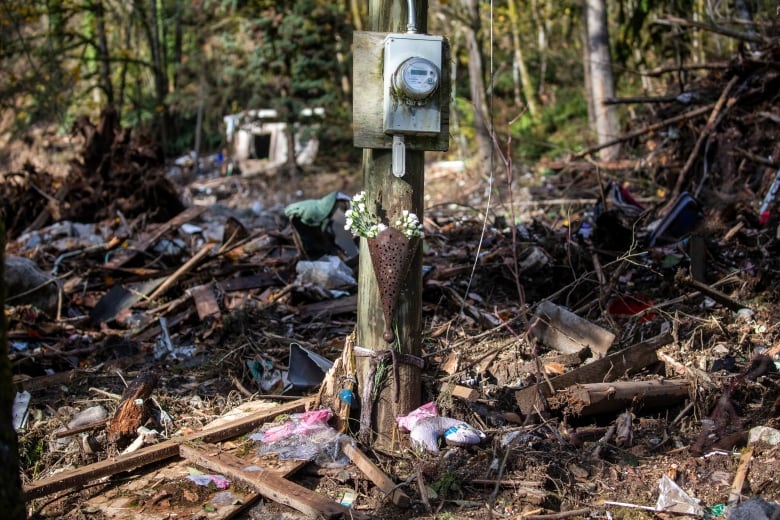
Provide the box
[352,0,448,449]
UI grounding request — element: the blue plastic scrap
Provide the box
[647,192,703,247]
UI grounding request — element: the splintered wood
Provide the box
[190,282,221,320]
[107,372,159,442]
[549,379,690,416]
[515,331,673,415]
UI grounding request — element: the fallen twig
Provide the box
[668,75,740,203]
[53,419,109,439]
[521,508,592,519]
[727,446,754,506]
[341,439,411,508]
[147,242,214,301]
[679,274,748,312]
[416,464,432,514]
[658,15,768,45]
[574,104,714,159]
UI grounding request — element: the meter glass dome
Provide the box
[394,57,439,100]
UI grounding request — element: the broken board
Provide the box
[83,457,303,519]
[515,331,672,415]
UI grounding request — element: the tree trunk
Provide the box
[692,0,704,64]
[335,34,352,101]
[282,99,298,178]
[733,0,758,51]
[117,5,134,119]
[449,40,469,160]
[350,0,364,31]
[583,0,619,161]
[462,0,493,175]
[147,0,169,154]
[531,0,550,100]
[193,50,206,174]
[285,124,298,177]
[581,2,595,129]
[356,0,426,450]
[507,0,539,118]
[172,0,183,91]
[94,0,114,105]
[0,223,26,519]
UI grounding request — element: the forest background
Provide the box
[1,0,776,179]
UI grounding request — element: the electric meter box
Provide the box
[383,33,444,136]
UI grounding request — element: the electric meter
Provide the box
[382,33,445,177]
[383,33,443,137]
[393,57,440,102]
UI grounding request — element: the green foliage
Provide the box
[508,87,589,162]
[18,434,46,477]
[249,0,347,118]
[0,0,763,163]
[161,0,353,156]
[0,1,75,132]
[431,469,462,499]
[1,0,354,156]
[452,95,479,157]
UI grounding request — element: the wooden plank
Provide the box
[448,384,480,402]
[179,445,363,519]
[529,301,615,356]
[86,457,307,520]
[515,332,672,415]
[13,351,150,394]
[25,442,182,500]
[194,396,312,444]
[84,458,256,520]
[190,283,221,320]
[24,397,314,500]
[341,440,410,508]
[220,273,279,292]
[727,446,754,505]
[298,294,357,318]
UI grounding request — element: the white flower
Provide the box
[344,191,423,239]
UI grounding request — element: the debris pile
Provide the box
[1,108,183,239]
[3,39,780,520]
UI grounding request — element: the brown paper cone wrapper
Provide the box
[367,227,415,342]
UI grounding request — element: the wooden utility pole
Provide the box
[354,0,432,450]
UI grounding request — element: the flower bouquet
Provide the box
[345,191,423,342]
